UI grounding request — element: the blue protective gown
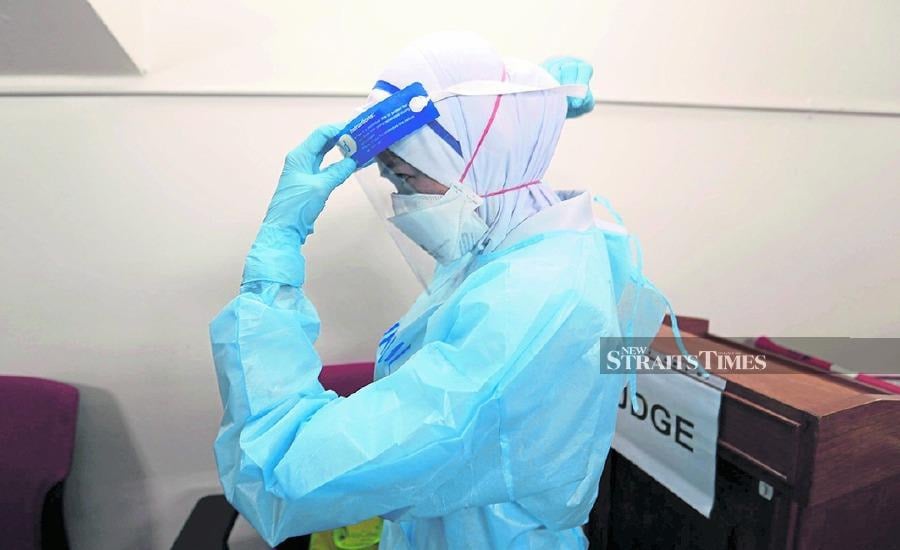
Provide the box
[209,192,651,549]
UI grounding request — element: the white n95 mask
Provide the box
[388,184,489,265]
[390,192,444,215]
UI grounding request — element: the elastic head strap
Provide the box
[370,76,586,164]
[479,180,542,198]
[430,81,587,102]
[458,66,508,184]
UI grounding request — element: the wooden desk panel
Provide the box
[589,318,900,549]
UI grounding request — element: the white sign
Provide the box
[611,369,725,517]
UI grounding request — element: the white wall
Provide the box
[1,2,899,549]
[0,0,140,75]
[5,0,898,115]
[553,105,900,337]
[88,0,147,71]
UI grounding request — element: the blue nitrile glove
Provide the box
[242,124,357,287]
[542,56,595,118]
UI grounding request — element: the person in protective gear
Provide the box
[210,32,681,549]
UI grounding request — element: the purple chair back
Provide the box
[318,362,375,397]
[0,376,79,549]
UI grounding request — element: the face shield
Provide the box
[356,162,440,288]
[338,78,587,288]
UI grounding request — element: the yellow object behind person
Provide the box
[309,517,382,550]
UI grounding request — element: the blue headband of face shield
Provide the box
[372,80,463,157]
[336,82,442,167]
[336,79,588,167]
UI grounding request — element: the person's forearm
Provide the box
[210,281,332,545]
[241,223,306,289]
